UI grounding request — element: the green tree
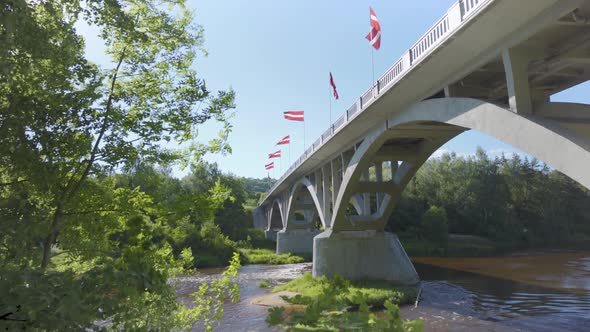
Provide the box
[1,0,238,329]
[420,206,449,243]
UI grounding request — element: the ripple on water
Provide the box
[176,263,311,332]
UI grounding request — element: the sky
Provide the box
[78,0,590,179]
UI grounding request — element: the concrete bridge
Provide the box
[254,0,590,285]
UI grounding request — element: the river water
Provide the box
[178,251,590,331]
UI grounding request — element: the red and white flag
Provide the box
[329,72,339,100]
[265,162,274,170]
[276,135,290,145]
[365,7,381,50]
[283,110,304,122]
[268,150,281,159]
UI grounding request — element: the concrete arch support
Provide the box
[392,98,590,189]
[276,177,323,254]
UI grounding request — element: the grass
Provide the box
[266,273,422,331]
[239,248,311,265]
[258,280,273,288]
[273,273,417,308]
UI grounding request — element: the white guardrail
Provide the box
[263,0,490,202]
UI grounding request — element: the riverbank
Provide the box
[239,248,311,265]
[257,273,422,331]
[401,234,590,257]
[178,250,590,331]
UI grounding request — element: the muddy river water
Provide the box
[176,251,590,331]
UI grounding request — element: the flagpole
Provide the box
[371,48,375,86]
[370,9,375,86]
[329,73,332,127]
[303,120,306,154]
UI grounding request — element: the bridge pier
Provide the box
[276,229,321,254]
[312,229,419,285]
[265,230,278,242]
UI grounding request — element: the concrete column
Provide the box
[331,158,341,210]
[502,47,533,114]
[276,229,322,254]
[322,164,332,227]
[362,168,370,216]
[313,229,419,285]
[375,162,383,211]
[265,230,278,242]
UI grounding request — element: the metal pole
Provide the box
[329,72,332,127]
[371,47,375,86]
[303,120,306,153]
[370,9,375,86]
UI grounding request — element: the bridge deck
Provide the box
[261,0,590,206]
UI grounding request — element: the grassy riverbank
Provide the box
[239,248,311,265]
[265,273,422,331]
[401,234,498,257]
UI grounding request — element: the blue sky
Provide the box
[78,0,590,178]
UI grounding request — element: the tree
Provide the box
[1,0,237,329]
[420,206,449,243]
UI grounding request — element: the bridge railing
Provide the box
[263,0,492,203]
[463,0,484,18]
[409,15,451,63]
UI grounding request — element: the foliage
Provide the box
[241,228,277,250]
[242,177,276,204]
[259,280,273,288]
[0,0,239,329]
[267,273,421,331]
[388,148,590,248]
[240,248,309,265]
[420,206,449,243]
[187,252,241,332]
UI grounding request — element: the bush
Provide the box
[267,273,421,331]
[244,228,276,249]
[239,248,309,265]
[181,221,238,267]
[420,206,449,244]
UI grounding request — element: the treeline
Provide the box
[387,148,590,247]
[114,162,271,267]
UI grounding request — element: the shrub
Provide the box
[267,273,421,331]
[420,206,449,244]
[239,248,309,265]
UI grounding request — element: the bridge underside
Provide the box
[256,0,590,284]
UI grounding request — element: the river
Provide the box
[177,251,590,331]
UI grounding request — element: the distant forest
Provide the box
[388,148,590,247]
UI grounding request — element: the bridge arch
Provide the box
[285,177,325,230]
[331,97,590,231]
[268,199,284,231]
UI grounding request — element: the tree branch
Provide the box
[61,208,127,216]
[67,47,127,200]
[0,179,27,187]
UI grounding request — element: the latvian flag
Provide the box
[276,135,290,145]
[283,110,304,122]
[268,150,281,159]
[366,7,381,50]
[265,162,274,170]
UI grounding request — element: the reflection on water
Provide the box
[178,252,590,331]
[406,251,590,331]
